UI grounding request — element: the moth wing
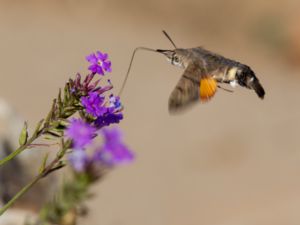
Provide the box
[168,63,217,113]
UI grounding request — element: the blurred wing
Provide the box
[168,63,217,113]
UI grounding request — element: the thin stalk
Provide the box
[0,132,43,167]
[0,171,41,215]
[0,141,69,216]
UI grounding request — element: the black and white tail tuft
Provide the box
[237,66,265,99]
[249,77,265,99]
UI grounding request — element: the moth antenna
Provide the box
[162,30,177,48]
[118,47,157,96]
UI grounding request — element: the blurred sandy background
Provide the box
[1,0,300,224]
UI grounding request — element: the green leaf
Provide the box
[58,88,63,117]
[64,83,70,103]
[45,129,63,138]
[45,99,57,125]
[39,153,49,174]
[19,122,28,146]
[33,119,44,137]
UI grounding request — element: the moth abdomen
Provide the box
[213,63,265,99]
[212,65,240,84]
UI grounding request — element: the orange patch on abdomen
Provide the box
[199,78,217,102]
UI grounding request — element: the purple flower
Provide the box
[86,51,112,76]
[65,118,96,148]
[94,127,134,165]
[95,113,123,129]
[69,149,89,172]
[109,94,122,112]
[81,92,107,117]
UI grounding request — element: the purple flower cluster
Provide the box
[81,92,106,117]
[80,91,124,131]
[65,51,133,172]
[67,122,133,171]
[81,92,123,125]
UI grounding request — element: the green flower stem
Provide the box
[0,170,41,216]
[0,119,45,167]
[0,141,69,216]
[0,132,42,167]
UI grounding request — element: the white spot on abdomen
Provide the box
[230,80,238,87]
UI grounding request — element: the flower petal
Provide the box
[96,51,108,60]
[96,66,104,75]
[65,118,96,148]
[102,61,112,72]
[69,149,89,172]
[86,53,98,64]
[88,64,98,73]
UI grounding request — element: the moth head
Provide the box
[156,48,188,68]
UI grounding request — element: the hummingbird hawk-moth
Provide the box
[119,31,265,113]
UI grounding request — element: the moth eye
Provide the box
[173,56,179,63]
